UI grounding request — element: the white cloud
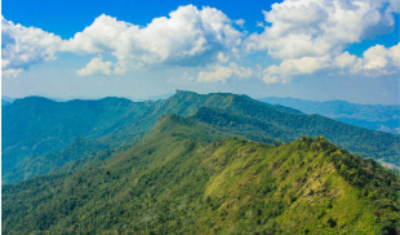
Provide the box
[2,68,23,78]
[77,56,113,76]
[217,52,230,63]
[334,52,357,69]
[263,43,400,83]
[2,16,62,76]
[350,43,400,75]
[263,55,332,83]
[168,71,194,83]
[244,0,399,83]
[246,0,398,59]
[61,5,242,74]
[2,2,398,82]
[234,19,245,27]
[198,62,253,83]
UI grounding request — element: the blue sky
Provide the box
[2,0,400,104]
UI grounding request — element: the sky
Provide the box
[2,0,400,104]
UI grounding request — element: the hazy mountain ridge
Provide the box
[2,96,158,175]
[259,97,400,134]
[3,114,399,234]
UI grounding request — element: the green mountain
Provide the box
[3,114,399,234]
[259,97,400,134]
[3,137,115,184]
[2,96,157,175]
[3,91,400,184]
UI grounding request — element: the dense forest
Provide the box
[3,114,399,234]
[3,91,400,184]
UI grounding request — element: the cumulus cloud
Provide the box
[263,55,331,83]
[2,1,398,82]
[246,0,398,59]
[61,5,242,74]
[245,0,400,83]
[349,43,400,75]
[198,62,253,83]
[77,56,113,76]
[262,42,400,83]
[2,5,242,77]
[2,16,62,77]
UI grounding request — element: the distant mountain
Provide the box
[3,91,400,184]
[259,97,400,134]
[3,114,399,234]
[2,96,16,106]
[129,93,175,101]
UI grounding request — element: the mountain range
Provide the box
[259,97,400,134]
[3,91,400,185]
[3,114,399,234]
[2,90,400,234]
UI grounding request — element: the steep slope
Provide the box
[259,97,400,134]
[3,115,399,234]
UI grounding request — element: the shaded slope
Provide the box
[2,96,157,174]
[3,137,116,184]
[3,115,399,234]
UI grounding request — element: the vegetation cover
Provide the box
[3,115,399,234]
[3,91,400,184]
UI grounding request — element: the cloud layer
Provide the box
[2,1,399,82]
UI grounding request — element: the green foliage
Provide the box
[3,115,399,234]
[4,91,400,184]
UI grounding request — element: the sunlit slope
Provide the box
[3,115,399,234]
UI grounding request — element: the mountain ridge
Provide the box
[3,91,400,184]
[3,114,399,234]
[259,96,400,134]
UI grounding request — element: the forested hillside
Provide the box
[3,115,399,234]
[2,96,157,175]
[3,91,400,184]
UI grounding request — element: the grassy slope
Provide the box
[3,115,399,234]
